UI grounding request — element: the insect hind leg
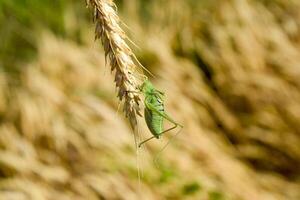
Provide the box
[138,135,156,148]
[153,124,183,168]
[138,123,179,148]
[158,123,178,136]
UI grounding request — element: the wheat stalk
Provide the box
[86,0,142,128]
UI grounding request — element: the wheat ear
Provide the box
[86,0,142,128]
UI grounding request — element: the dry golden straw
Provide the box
[86,0,142,128]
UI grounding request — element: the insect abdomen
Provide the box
[144,107,163,138]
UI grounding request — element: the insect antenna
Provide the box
[132,55,155,78]
[132,71,149,83]
[115,101,122,116]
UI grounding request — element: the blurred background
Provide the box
[1,0,300,199]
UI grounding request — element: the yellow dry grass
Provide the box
[1,0,300,200]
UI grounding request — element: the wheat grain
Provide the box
[86,0,142,128]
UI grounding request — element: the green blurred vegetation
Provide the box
[0,0,214,72]
[0,0,89,73]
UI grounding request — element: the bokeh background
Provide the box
[1,0,300,199]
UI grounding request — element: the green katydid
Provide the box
[136,78,183,148]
